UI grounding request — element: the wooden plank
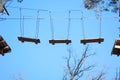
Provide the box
[0,36,11,56]
[115,39,120,45]
[111,39,120,56]
[18,37,40,44]
[3,46,11,53]
[81,38,104,44]
[0,36,3,41]
[112,48,120,56]
[49,39,71,45]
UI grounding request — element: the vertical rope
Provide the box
[49,11,54,39]
[118,27,120,38]
[35,10,40,38]
[22,16,24,37]
[97,1,102,38]
[99,12,102,38]
[67,10,71,40]
[81,11,85,39]
[19,8,24,37]
[118,0,120,22]
[119,7,120,22]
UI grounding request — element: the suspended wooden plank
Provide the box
[0,36,11,56]
[81,38,104,45]
[18,37,40,44]
[49,39,71,45]
[111,39,120,56]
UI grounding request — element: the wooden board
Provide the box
[81,38,104,44]
[0,36,11,56]
[18,37,40,44]
[49,39,71,45]
[111,39,120,56]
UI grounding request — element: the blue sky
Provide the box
[0,0,120,80]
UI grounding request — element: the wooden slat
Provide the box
[0,36,11,56]
[18,37,40,44]
[3,46,11,53]
[81,38,104,44]
[111,39,120,56]
[112,48,120,56]
[49,39,71,45]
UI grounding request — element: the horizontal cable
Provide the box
[0,16,119,20]
[9,6,48,11]
[0,17,45,20]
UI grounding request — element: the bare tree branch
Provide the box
[63,45,95,80]
[67,52,73,76]
[92,71,105,80]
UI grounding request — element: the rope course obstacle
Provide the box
[111,27,120,56]
[1,6,106,45]
[18,8,40,44]
[49,11,72,45]
[80,10,104,45]
[1,6,120,56]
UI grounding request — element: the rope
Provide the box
[118,0,120,22]
[6,0,13,7]
[22,16,24,37]
[67,10,71,39]
[118,27,120,38]
[49,11,54,39]
[99,15,102,38]
[35,10,40,38]
[9,6,48,11]
[81,11,85,39]
[97,8,102,38]
[19,8,24,37]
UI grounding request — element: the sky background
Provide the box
[0,0,120,80]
